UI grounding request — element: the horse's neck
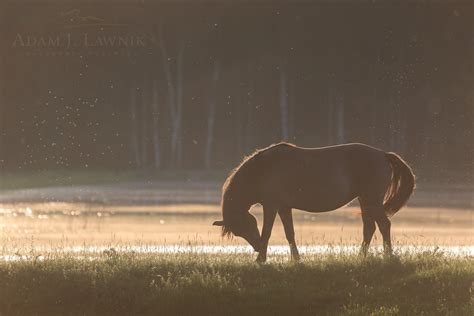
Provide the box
[223,168,260,217]
[223,190,255,218]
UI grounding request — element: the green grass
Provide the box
[0,252,472,315]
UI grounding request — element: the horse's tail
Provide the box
[383,152,416,217]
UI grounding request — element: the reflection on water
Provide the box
[0,201,472,250]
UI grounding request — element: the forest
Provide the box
[0,0,472,182]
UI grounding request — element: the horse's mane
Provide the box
[220,142,295,237]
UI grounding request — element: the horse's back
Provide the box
[257,143,390,211]
[260,143,385,172]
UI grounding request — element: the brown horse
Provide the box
[213,142,415,262]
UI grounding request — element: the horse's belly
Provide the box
[286,181,358,212]
[291,195,357,213]
[292,195,357,213]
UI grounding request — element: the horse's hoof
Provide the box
[256,254,266,263]
[359,244,369,257]
[384,252,398,260]
[291,254,301,262]
[383,248,394,257]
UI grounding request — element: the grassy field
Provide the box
[0,173,472,315]
[0,252,472,316]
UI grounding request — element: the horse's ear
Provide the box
[213,220,224,226]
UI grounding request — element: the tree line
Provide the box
[0,1,472,182]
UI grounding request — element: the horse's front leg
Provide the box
[256,205,277,263]
[278,207,300,261]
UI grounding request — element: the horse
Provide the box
[213,142,415,262]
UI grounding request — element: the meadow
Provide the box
[0,251,472,316]
[0,180,472,315]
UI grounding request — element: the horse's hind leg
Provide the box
[360,199,392,256]
[373,212,392,255]
[278,207,300,261]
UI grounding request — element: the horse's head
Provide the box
[213,212,261,252]
[216,153,262,252]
